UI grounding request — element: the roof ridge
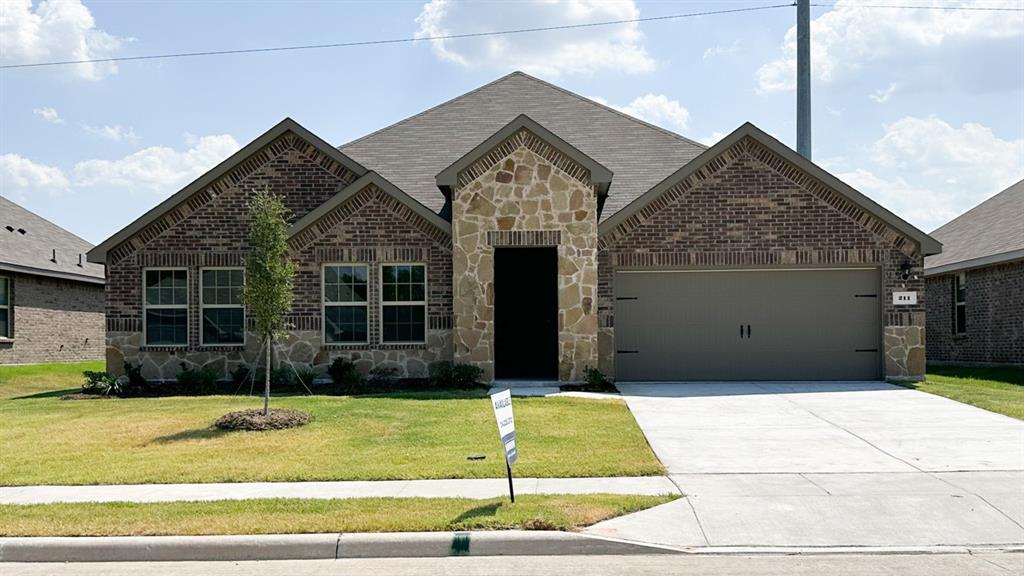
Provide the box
[929,178,1023,235]
[339,71,526,150]
[509,70,708,150]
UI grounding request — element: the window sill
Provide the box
[140,345,188,352]
[322,343,428,351]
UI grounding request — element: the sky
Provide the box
[1,0,1022,245]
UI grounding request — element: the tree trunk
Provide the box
[263,336,271,416]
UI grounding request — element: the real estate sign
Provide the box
[491,389,517,465]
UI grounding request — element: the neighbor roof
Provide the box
[341,71,705,221]
[925,179,1024,276]
[0,196,105,284]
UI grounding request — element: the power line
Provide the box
[2,1,1019,72]
[0,3,792,71]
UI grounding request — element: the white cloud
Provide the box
[840,116,1024,231]
[0,154,70,200]
[33,106,64,124]
[0,0,126,80]
[697,131,728,146]
[869,82,900,103]
[589,94,690,132]
[757,0,1023,94]
[703,40,741,61]
[73,134,240,192]
[414,0,655,77]
[82,123,139,142]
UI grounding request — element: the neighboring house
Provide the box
[87,72,940,383]
[0,197,105,364]
[924,180,1023,365]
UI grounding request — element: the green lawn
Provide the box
[0,494,677,536]
[901,365,1024,420]
[0,363,663,486]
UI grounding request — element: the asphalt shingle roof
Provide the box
[0,196,104,283]
[924,179,1024,272]
[339,71,706,222]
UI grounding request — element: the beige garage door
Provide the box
[615,268,881,381]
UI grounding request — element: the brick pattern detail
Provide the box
[0,272,104,364]
[457,128,594,189]
[926,261,1024,364]
[108,132,360,265]
[596,140,926,379]
[486,230,562,246]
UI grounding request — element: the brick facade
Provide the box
[597,136,927,380]
[0,272,104,365]
[926,261,1024,365]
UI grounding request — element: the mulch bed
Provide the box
[60,393,114,401]
[214,408,312,431]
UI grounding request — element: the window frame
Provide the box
[199,266,246,347]
[953,272,967,335]
[322,263,370,346]
[0,276,10,339]
[379,262,428,345]
[142,267,189,347]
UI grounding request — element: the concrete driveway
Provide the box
[587,382,1024,550]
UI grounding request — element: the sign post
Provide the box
[490,389,517,503]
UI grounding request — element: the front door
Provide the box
[494,247,558,379]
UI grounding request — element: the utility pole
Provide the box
[797,0,811,159]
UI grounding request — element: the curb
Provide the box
[0,531,680,563]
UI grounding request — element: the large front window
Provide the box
[0,277,9,338]
[201,268,245,346]
[381,264,426,343]
[323,264,368,344]
[144,269,188,345]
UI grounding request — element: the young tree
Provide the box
[242,188,296,416]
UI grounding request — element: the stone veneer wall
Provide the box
[0,272,104,364]
[925,260,1024,365]
[452,132,599,382]
[103,131,453,380]
[597,136,927,380]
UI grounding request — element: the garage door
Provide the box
[615,268,881,381]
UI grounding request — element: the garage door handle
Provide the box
[739,324,744,338]
[746,324,751,338]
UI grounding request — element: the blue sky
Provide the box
[1,0,1021,244]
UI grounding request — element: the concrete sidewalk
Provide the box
[0,476,678,505]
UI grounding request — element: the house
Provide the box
[87,72,940,383]
[0,197,105,364]
[924,180,1023,365]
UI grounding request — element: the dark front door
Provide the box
[494,247,558,379]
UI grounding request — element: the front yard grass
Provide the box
[900,365,1024,420]
[0,363,664,485]
[0,494,677,536]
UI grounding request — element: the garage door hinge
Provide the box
[616,350,640,354]
[616,297,638,301]
[855,348,879,352]
[854,294,878,298]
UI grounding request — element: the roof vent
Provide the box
[78,253,84,267]
[51,248,57,263]
[4,226,12,232]
[17,228,26,235]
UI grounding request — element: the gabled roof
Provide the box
[87,118,368,263]
[599,122,943,257]
[435,114,613,191]
[925,179,1024,275]
[0,197,104,284]
[340,71,705,221]
[288,171,451,239]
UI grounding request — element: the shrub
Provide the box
[270,367,296,389]
[175,363,219,395]
[327,357,369,395]
[123,362,146,388]
[428,361,485,389]
[293,365,319,389]
[231,364,261,388]
[215,408,312,431]
[583,366,610,387]
[81,371,121,396]
[368,365,400,389]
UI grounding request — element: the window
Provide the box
[381,264,426,343]
[144,269,188,345]
[0,277,9,339]
[954,272,967,335]
[323,264,368,344]
[201,268,245,346]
